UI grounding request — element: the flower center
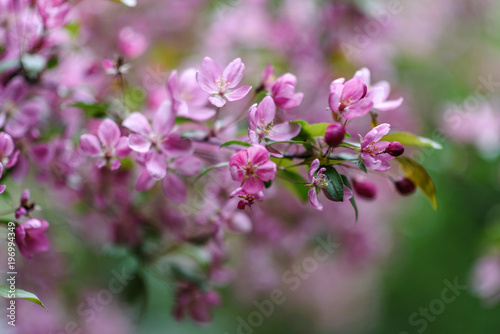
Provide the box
[215,77,230,93]
[241,160,258,177]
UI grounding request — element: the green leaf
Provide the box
[277,169,309,202]
[341,175,358,221]
[355,160,367,173]
[381,132,443,149]
[0,286,46,310]
[219,140,251,148]
[194,162,229,182]
[71,102,108,118]
[396,157,438,210]
[321,165,344,202]
[291,120,330,141]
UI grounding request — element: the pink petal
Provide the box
[257,96,276,126]
[208,95,226,107]
[146,150,167,180]
[115,137,132,158]
[328,85,342,113]
[375,97,404,111]
[228,212,252,233]
[354,67,371,85]
[173,156,203,176]
[135,169,156,192]
[342,77,367,103]
[98,119,120,149]
[0,184,6,194]
[162,173,187,203]
[268,122,301,141]
[161,133,193,157]
[109,159,121,171]
[342,99,373,120]
[153,101,175,136]
[5,150,20,168]
[0,132,15,157]
[308,159,320,181]
[255,160,276,181]
[183,108,216,122]
[229,150,248,182]
[128,134,151,153]
[308,188,323,211]
[196,57,221,93]
[242,176,264,193]
[225,86,251,101]
[80,134,102,156]
[360,123,391,149]
[122,112,152,136]
[247,105,259,131]
[247,145,269,166]
[223,58,245,88]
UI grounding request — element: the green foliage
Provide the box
[0,286,46,310]
[396,157,438,210]
[382,132,443,149]
[321,165,344,202]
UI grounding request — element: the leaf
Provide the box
[277,169,309,202]
[396,157,438,210]
[381,132,443,149]
[341,175,358,221]
[321,165,344,202]
[355,160,367,173]
[71,102,108,118]
[219,140,251,148]
[108,0,137,7]
[0,286,46,310]
[194,162,229,182]
[291,120,330,140]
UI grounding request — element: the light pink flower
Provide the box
[229,145,277,194]
[15,219,50,259]
[329,77,373,120]
[472,253,500,305]
[166,69,215,121]
[118,26,148,59]
[80,119,131,171]
[196,57,252,107]
[355,67,403,112]
[102,57,130,76]
[248,96,301,142]
[0,132,20,193]
[36,0,70,29]
[263,65,303,110]
[360,123,394,172]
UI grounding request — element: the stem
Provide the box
[210,107,222,137]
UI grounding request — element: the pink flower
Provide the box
[15,219,50,259]
[263,65,303,110]
[118,26,148,59]
[0,132,20,193]
[248,96,301,142]
[360,123,394,172]
[80,119,131,171]
[196,57,252,107]
[36,0,70,29]
[172,283,221,323]
[166,69,215,121]
[122,102,193,180]
[472,253,500,305]
[230,187,264,210]
[229,145,277,193]
[102,57,130,76]
[329,77,373,120]
[355,67,403,112]
[15,189,36,219]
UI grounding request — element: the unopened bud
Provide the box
[352,177,377,199]
[394,177,416,195]
[386,141,404,156]
[324,123,346,148]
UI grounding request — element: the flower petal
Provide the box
[242,176,264,193]
[122,112,152,136]
[145,150,167,180]
[308,188,323,211]
[308,159,320,181]
[342,77,367,103]
[255,160,276,181]
[161,133,193,157]
[223,58,245,88]
[98,119,121,149]
[196,57,221,93]
[225,86,251,101]
[208,95,226,107]
[80,134,102,156]
[128,134,151,153]
[162,173,187,203]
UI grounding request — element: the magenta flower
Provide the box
[15,189,36,219]
[263,65,303,110]
[123,102,193,180]
[172,283,221,323]
[229,145,277,193]
[355,68,403,112]
[360,123,394,172]
[329,77,373,120]
[15,219,50,259]
[80,119,131,171]
[0,132,20,193]
[102,57,130,76]
[36,0,70,29]
[248,96,301,142]
[196,57,252,107]
[230,186,264,210]
[118,26,148,59]
[166,69,215,121]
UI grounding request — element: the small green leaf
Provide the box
[71,102,108,118]
[277,169,309,202]
[381,132,443,149]
[341,175,358,221]
[264,180,272,188]
[194,162,229,182]
[355,160,367,173]
[321,165,344,202]
[396,157,438,210]
[0,286,46,310]
[220,140,251,148]
[291,120,330,140]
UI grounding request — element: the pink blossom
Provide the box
[102,57,130,76]
[166,69,215,121]
[36,0,70,29]
[230,186,264,210]
[248,96,301,142]
[229,145,277,193]
[15,219,50,259]
[472,253,500,305]
[329,77,373,120]
[355,68,403,112]
[15,189,36,219]
[80,119,131,171]
[360,123,394,172]
[123,102,193,180]
[172,283,221,323]
[118,26,148,59]
[196,57,252,107]
[263,65,303,110]
[0,132,20,193]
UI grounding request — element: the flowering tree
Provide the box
[0,0,449,329]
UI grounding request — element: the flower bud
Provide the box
[352,177,377,200]
[324,123,346,148]
[394,177,416,195]
[386,141,404,157]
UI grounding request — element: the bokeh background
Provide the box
[2,0,500,333]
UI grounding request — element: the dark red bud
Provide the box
[352,177,377,200]
[324,123,346,148]
[386,141,404,157]
[394,177,416,195]
[237,201,246,210]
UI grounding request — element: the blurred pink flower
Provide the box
[15,219,50,259]
[263,65,304,110]
[196,57,252,107]
[329,77,373,120]
[472,253,500,306]
[118,26,148,59]
[360,123,394,172]
[355,68,403,112]
[0,132,19,193]
[172,283,221,323]
[229,145,277,193]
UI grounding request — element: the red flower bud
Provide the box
[386,141,404,157]
[394,177,416,195]
[352,176,377,200]
[324,123,346,148]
